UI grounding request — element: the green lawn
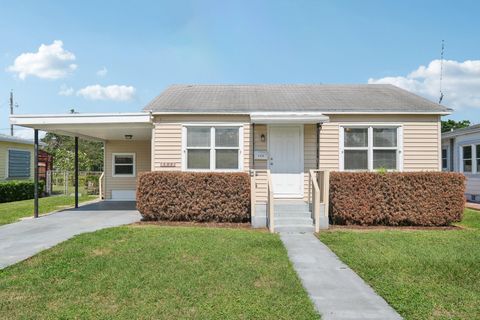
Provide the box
[0,226,318,319]
[318,209,480,320]
[0,195,98,226]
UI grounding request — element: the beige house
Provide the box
[10,84,451,231]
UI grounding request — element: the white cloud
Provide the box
[7,40,77,80]
[58,84,74,96]
[77,84,136,101]
[368,59,480,110]
[96,66,108,77]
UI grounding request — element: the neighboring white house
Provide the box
[442,124,480,202]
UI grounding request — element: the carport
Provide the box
[10,112,152,217]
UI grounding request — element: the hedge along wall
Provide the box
[137,172,250,222]
[329,172,466,226]
[0,180,45,203]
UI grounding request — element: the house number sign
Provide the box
[254,151,269,160]
[159,162,176,167]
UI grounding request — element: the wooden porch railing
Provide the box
[251,169,275,233]
[308,169,330,232]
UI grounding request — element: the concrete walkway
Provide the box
[280,233,402,320]
[0,201,141,269]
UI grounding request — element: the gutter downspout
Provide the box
[449,138,454,171]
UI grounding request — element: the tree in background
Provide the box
[441,120,471,133]
[42,133,103,171]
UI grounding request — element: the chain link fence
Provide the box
[47,171,102,196]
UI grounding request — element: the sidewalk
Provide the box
[280,233,402,320]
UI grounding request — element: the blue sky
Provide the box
[1,0,479,138]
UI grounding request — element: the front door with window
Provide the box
[268,125,304,198]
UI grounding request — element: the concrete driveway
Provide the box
[0,201,141,269]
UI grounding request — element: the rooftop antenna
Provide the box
[439,40,445,104]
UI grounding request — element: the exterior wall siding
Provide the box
[104,140,151,200]
[0,142,34,181]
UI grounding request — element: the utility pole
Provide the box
[9,90,14,136]
[9,90,19,136]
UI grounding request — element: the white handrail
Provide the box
[309,170,321,232]
[309,169,330,232]
[99,172,105,199]
[250,169,275,233]
[266,170,275,233]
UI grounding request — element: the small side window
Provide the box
[113,153,135,177]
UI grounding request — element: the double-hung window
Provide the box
[112,153,135,177]
[477,145,480,173]
[460,144,480,174]
[341,126,402,171]
[462,145,472,173]
[184,125,242,171]
[441,147,449,171]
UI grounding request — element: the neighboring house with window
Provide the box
[11,84,450,203]
[442,124,480,202]
[0,134,35,181]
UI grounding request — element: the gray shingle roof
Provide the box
[442,124,480,138]
[143,84,451,114]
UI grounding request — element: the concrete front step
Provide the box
[254,201,315,232]
[274,225,315,233]
[274,202,310,213]
[275,217,313,226]
[274,210,311,218]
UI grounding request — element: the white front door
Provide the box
[268,125,304,198]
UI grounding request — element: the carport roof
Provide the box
[9,113,152,141]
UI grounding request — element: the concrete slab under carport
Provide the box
[0,201,140,269]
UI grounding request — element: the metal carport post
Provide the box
[75,136,79,208]
[34,129,39,218]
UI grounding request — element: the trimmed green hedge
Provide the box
[0,180,45,203]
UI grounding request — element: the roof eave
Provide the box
[149,110,452,116]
